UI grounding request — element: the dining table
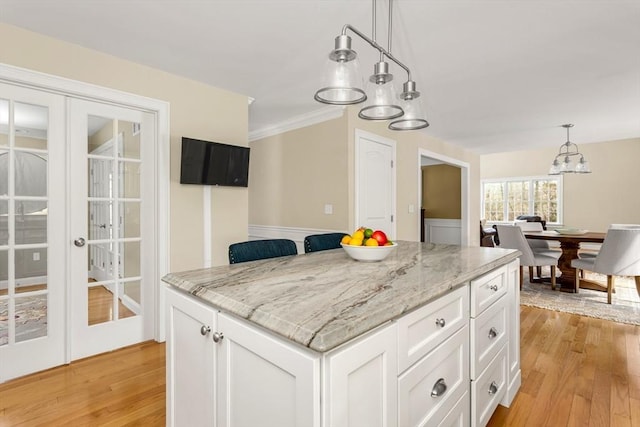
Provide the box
[524,230,606,292]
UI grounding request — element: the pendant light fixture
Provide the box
[314,0,429,131]
[548,124,591,175]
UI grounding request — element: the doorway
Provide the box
[0,64,169,382]
[355,129,396,238]
[418,149,470,246]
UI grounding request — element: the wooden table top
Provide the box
[524,230,606,243]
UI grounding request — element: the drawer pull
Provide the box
[435,318,446,328]
[212,332,224,343]
[430,378,447,398]
[200,325,211,336]
[488,327,498,339]
[490,284,499,292]
[488,381,499,395]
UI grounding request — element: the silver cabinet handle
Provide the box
[212,332,224,343]
[74,237,86,247]
[430,378,447,398]
[488,381,499,395]
[435,318,446,328]
[200,325,211,336]
[490,284,499,291]
[488,327,498,339]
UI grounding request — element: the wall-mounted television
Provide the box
[180,137,250,187]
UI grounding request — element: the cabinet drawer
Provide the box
[470,265,507,317]
[398,325,469,427]
[398,285,469,373]
[470,296,507,379]
[471,345,507,427]
[437,391,470,427]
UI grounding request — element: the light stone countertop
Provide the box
[162,241,520,353]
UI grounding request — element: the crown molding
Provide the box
[249,106,345,142]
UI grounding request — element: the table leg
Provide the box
[556,240,609,293]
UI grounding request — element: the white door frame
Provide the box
[418,149,470,246]
[354,129,397,239]
[0,63,170,349]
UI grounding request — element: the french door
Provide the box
[69,98,155,361]
[0,83,66,381]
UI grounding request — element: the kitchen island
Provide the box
[163,241,521,427]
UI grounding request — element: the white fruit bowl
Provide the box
[341,242,398,262]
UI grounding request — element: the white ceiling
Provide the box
[2,0,639,154]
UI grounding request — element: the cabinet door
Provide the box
[502,259,521,407]
[216,312,320,427]
[324,323,398,427]
[166,287,217,427]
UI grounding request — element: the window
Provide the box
[482,176,562,224]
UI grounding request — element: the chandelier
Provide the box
[314,0,429,131]
[548,124,591,175]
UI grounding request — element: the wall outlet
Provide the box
[324,204,333,215]
[408,204,415,213]
[33,252,40,261]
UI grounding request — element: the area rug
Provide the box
[520,271,640,326]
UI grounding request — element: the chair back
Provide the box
[228,239,298,264]
[593,228,640,275]
[304,232,348,253]
[496,225,535,265]
[515,221,544,232]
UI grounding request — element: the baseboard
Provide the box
[248,224,347,254]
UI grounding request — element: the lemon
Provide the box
[352,230,365,241]
[349,238,363,246]
[341,235,352,245]
[365,238,379,246]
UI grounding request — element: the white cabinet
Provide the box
[166,260,520,427]
[166,288,319,427]
[323,323,398,427]
[469,259,520,427]
[216,312,320,427]
[166,286,216,427]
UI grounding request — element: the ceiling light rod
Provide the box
[548,124,591,175]
[337,24,412,82]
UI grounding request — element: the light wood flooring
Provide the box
[1,305,638,426]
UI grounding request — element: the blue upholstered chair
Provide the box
[228,239,298,264]
[303,232,348,253]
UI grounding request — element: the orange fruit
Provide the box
[365,238,379,246]
[341,235,352,244]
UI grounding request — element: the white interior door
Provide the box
[355,130,396,238]
[0,83,66,381]
[69,98,155,360]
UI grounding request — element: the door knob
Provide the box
[74,237,86,247]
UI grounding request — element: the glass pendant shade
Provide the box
[388,95,429,130]
[548,159,560,175]
[314,35,366,105]
[575,157,591,173]
[358,61,403,120]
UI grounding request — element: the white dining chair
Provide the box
[514,221,559,280]
[571,228,640,303]
[497,225,559,290]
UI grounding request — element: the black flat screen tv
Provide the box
[180,137,250,187]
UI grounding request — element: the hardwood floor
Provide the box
[488,306,640,427]
[1,306,638,426]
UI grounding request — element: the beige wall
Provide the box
[249,115,349,230]
[0,23,249,269]
[422,165,462,219]
[250,106,481,245]
[480,138,640,231]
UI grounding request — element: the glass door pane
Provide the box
[86,115,142,326]
[0,99,50,348]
